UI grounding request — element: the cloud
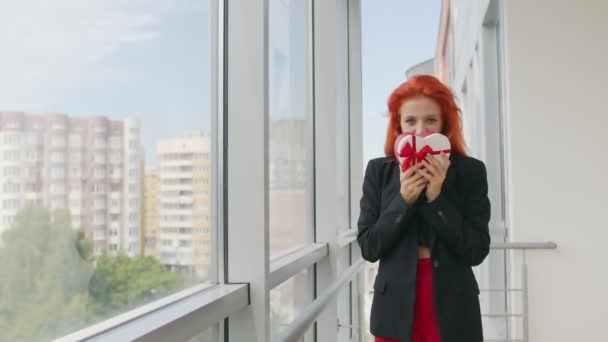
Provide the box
[0,0,203,109]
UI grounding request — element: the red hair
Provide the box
[384,74,467,158]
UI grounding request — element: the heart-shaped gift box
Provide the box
[393,131,452,172]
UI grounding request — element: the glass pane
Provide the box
[268,0,313,256]
[0,1,218,340]
[187,323,222,342]
[270,268,314,341]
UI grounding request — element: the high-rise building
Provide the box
[0,111,143,257]
[143,164,160,258]
[154,130,211,278]
[121,118,143,257]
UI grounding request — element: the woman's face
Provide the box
[399,96,443,135]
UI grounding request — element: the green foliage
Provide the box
[87,254,184,319]
[75,228,94,262]
[0,206,92,341]
[0,206,185,341]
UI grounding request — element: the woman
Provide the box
[357,75,491,342]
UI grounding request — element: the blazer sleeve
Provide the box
[356,159,418,263]
[419,160,491,266]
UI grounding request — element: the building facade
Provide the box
[154,130,211,278]
[0,111,143,256]
[143,164,160,258]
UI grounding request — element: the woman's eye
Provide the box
[405,119,415,124]
[427,118,437,123]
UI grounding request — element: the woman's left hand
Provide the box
[417,152,451,202]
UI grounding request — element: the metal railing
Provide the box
[275,258,366,342]
[482,241,557,342]
[270,241,557,342]
[358,242,558,342]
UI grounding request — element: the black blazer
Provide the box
[357,153,491,342]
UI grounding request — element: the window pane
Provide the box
[0,0,217,340]
[187,323,222,342]
[270,268,314,341]
[268,0,312,256]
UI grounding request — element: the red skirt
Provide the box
[374,258,441,342]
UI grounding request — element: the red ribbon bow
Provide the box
[397,135,451,172]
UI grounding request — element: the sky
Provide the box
[361,0,441,165]
[0,0,212,164]
[0,0,440,166]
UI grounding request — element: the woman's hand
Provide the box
[400,163,428,206]
[417,152,451,202]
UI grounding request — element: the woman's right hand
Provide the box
[400,164,428,206]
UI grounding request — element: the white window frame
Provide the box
[55,1,368,341]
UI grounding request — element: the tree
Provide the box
[0,206,92,342]
[87,253,184,319]
[0,206,185,341]
[75,228,94,262]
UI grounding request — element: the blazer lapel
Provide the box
[389,160,400,192]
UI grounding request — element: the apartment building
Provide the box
[154,130,211,278]
[0,111,142,256]
[143,164,160,258]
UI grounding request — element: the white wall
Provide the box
[450,0,490,90]
[503,1,608,341]
[447,0,509,339]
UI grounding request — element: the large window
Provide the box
[0,1,218,340]
[268,1,314,340]
[268,0,313,257]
